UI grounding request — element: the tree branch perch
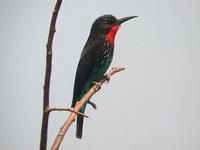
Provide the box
[50,67,125,150]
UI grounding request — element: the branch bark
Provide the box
[39,0,63,150]
[50,67,125,150]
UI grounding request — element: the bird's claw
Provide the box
[104,74,110,83]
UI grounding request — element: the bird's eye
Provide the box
[104,18,111,25]
[104,20,108,24]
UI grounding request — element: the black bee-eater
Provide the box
[71,14,137,138]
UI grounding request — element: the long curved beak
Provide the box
[116,16,138,25]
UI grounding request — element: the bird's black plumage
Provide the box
[71,14,137,138]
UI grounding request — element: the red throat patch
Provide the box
[106,25,120,44]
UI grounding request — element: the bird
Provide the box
[71,14,137,139]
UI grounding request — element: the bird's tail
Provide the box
[76,104,86,139]
[76,114,84,139]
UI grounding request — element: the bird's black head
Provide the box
[90,14,138,35]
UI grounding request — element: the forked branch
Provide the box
[50,67,125,150]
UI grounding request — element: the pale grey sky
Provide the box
[1,0,200,150]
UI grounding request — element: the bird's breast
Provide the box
[101,40,114,57]
[96,40,114,67]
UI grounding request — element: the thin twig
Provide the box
[47,108,89,118]
[39,1,63,150]
[50,67,125,150]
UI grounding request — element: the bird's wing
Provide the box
[71,43,98,107]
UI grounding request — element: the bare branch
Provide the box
[50,67,125,150]
[47,108,71,112]
[39,1,63,150]
[47,108,89,118]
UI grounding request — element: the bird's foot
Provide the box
[103,74,110,83]
[93,81,101,91]
[87,100,97,109]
